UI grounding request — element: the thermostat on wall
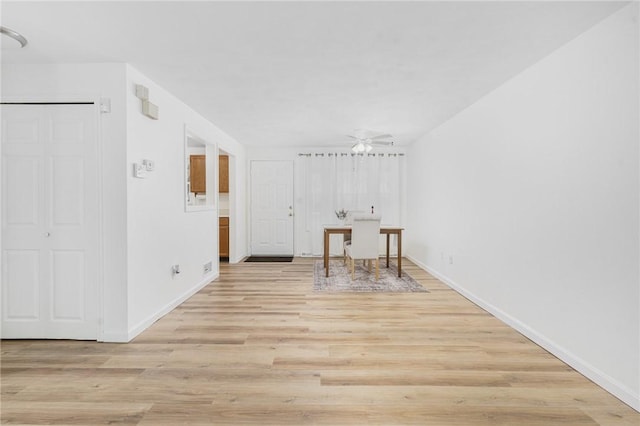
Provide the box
[142,100,159,120]
[135,84,149,100]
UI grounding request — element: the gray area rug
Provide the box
[314,260,428,292]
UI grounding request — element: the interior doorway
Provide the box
[218,149,232,263]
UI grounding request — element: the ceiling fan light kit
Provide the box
[351,142,374,153]
[348,129,394,152]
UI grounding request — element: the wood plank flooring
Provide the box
[2,258,638,425]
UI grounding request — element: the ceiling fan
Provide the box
[347,129,394,153]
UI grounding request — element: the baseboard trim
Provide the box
[100,331,129,343]
[125,272,219,342]
[406,255,640,412]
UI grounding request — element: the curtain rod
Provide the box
[297,152,404,157]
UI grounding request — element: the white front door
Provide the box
[1,103,99,339]
[250,160,294,255]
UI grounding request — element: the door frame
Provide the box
[1,97,104,341]
[218,148,240,263]
[249,160,294,256]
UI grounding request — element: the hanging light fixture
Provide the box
[0,26,28,48]
[351,140,373,153]
[347,129,394,153]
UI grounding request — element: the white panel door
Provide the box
[2,104,99,339]
[250,161,294,255]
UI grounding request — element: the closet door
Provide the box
[2,104,99,339]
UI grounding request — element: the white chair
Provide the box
[342,210,366,261]
[344,215,381,280]
[344,210,366,225]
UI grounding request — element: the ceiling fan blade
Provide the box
[369,133,393,140]
[345,131,394,147]
[352,129,371,139]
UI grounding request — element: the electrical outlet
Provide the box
[171,264,180,276]
[143,159,155,171]
[203,261,212,274]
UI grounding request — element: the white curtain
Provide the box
[301,153,403,256]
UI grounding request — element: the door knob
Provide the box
[45,232,51,237]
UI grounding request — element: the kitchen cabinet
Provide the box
[219,155,229,193]
[190,155,206,195]
[219,217,229,258]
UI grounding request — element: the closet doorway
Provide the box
[2,103,99,339]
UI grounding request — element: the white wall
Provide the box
[1,63,130,341]
[406,4,639,410]
[125,65,247,339]
[1,63,248,341]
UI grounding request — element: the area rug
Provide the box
[314,260,427,292]
[245,256,294,262]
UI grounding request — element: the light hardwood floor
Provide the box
[2,258,638,425]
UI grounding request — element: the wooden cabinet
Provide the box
[219,155,229,193]
[190,155,206,195]
[219,217,229,258]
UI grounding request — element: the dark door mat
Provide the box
[245,256,294,262]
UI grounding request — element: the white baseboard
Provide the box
[406,255,640,412]
[100,331,130,343]
[124,272,219,343]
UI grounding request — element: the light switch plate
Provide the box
[133,163,147,178]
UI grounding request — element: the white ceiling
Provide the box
[0,1,627,147]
